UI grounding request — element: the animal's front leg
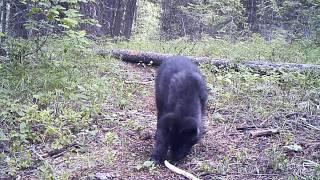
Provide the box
[151,129,169,164]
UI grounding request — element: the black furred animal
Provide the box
[151,56,207,164]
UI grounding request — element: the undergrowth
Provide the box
[0,37,135,177]
[0,37,319,179]
[109,35,320,64]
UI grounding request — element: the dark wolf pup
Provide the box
[151,56,208,164]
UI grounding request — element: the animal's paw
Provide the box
[151,154,165,165]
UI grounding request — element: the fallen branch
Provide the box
[43,142,80,158]
[31,146,57,180]
[300,119,320,131]
[236,125,266,131]
[200,172,279,177]
[96,49,320,74]
[249,129,279,138]
[124,80,153,85]
[164,160,200,180]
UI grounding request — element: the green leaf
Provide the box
[0,129,9,141]
[143,160,154,167]
[20,122,28,133]
[61,18,79,27]
[31,7,41,14]
[76,30,86,37]
[17,110,25,117]
[135,164,143,170]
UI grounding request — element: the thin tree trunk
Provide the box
[1,0,7,43]
[101,0,115,36]
[112,0,125,37]
[0,0,2,24]
[8,0,28,38]
[122,0,137,39]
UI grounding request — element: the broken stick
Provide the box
[164,160,200,180]
[249,129,279,138]
[236,125,266,131]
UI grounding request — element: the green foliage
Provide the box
[266,146,288,171]
[134,0,161,39]
[0,33,159,177]
[0,36,119,176]
[136,160,156,171]
[104,132,118,146]
[134,0,319,43]
[280,0,320,41]
[187,0,247,38]
[27,0,95,29]
[114,35,320,64]
[1,1,320,178]
[3,0,96,64]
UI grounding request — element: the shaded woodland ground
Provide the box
[0,0,320,179]
[3,51,317,179]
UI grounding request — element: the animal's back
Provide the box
[155,56,202,116]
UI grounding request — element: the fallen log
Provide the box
[96,49,320,74]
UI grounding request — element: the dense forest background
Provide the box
[1,0,319,43]
[0,0,319,179]
[0,0,319,63]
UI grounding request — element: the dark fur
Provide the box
[151,56,208,164]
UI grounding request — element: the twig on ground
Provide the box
[43,142,80,158]
[249,129,279,138]
[164,160,200,180]
[303,160,319,167]
[236,125,266,131]
[200,172,279,177]
[288,118,320,131]
[124,80,153,85]
[31,146,57,180]
[301,120,320,131]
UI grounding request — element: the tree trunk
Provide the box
[80,1,97,36]
[0,0,2,24]
[101,0,115,36]
[242,0,258,32]
[80,0,135,38]
[122,0,137,39]
[1,0,7,43]
[96,48,320,74]
[8,0,28,38]
[112,0,125,37]
[160,0,202,39]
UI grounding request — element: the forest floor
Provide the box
[2,52,320,180]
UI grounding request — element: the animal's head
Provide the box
[161,113,201,161]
